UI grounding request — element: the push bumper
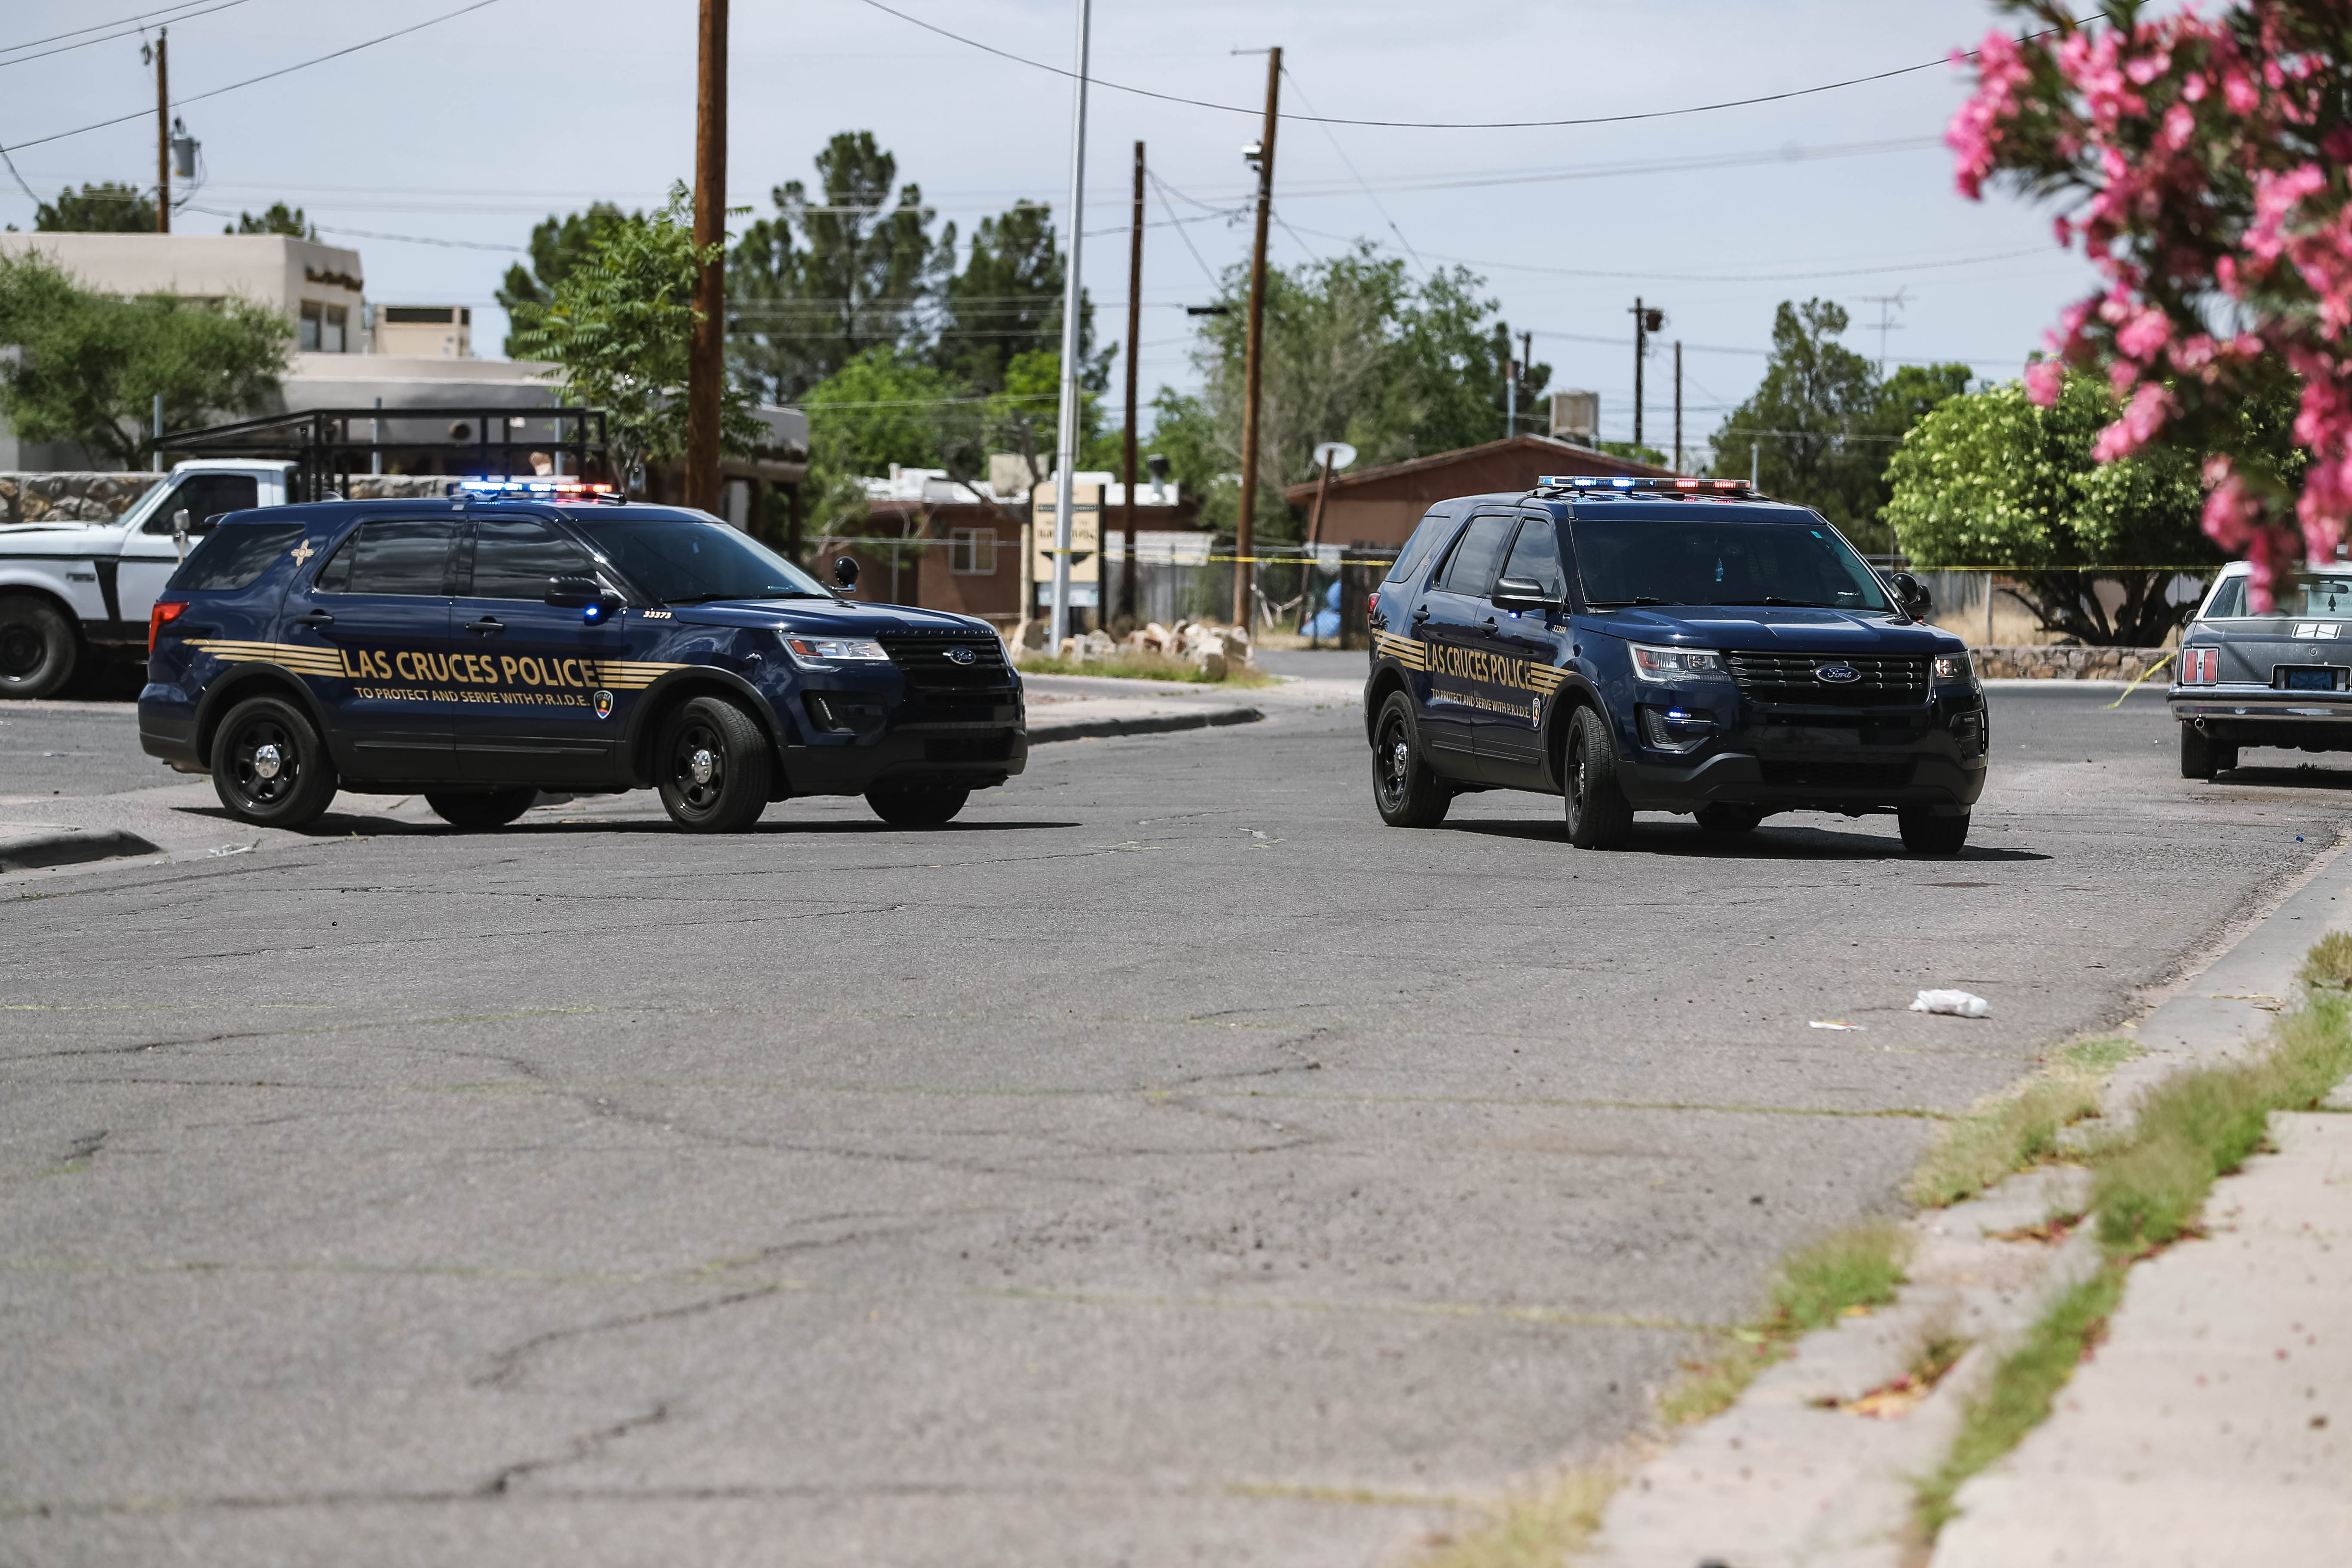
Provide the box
[778,696,1028,797]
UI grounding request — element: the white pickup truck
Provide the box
[0,459,296,698]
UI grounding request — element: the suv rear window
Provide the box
[1384,509,1454,584]
[172,523,309,592]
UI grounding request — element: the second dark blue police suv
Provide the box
[137,484,1024,833]
[1365,477,1987,855]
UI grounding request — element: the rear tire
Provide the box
[0,594,78,700]
[1899,808,1970,857]
[425,788,537,830]
[2180,723,2236,779]
[1563,705,1635,850]
[1694,804,1764,834]
[211,694,337,830]
[1372,691,1450,828]
[655,695,772,833]
[865,785,970,826]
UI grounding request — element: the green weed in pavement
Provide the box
[1904,1038,2135,1209]
[2294,929,2352,991]
[1414,1469,1618,1568]
[1014,650,1277,686]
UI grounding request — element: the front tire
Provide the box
[1563,705,1635,850]
[866,785,970,827]
[211,695,338,829]
[655,695,772,832]
[1372,691,1450,828]
[0,594,78,700]
[425,788,537,830]
[1899,808,1970,856]
[2180,723,2236,780]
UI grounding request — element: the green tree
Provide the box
[1883,373,2220,645]
[225,203,314,238]
[1708,301,1971,551]
[0,252,288,466]
[505,184,760,486]
[496,203,635,355]
[34,182,154,233]
[932,201,1101,395]
[729,132,948,403]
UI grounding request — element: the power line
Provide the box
[0,0,511,156]
[0,0,254,70]
[0,0,232,55]
[1280,63,1424,272]
[1147,168,1222,287]
[1301,233,2055,286]
[852,0,2071,130]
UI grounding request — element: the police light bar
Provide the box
[447,479,618,499]
[1535,475,1755,494]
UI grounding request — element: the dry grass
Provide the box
[2295,929,2352,991]
[1415,1469,1620,1568]
[1904,1038,2136,1208]
[1013,649,1279,686]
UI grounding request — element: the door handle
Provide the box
[1480,617,1499,634]
[1411,604,1431,623]
[467,616,504,636]
[293,610,334,628]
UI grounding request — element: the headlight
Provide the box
[1932,652,1978,687]
[1629,642,1728,683]
[782,635,890,668]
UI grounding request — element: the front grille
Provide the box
[1726,650,1929,705]
[1758,759,1914,790]
[879,635,1013,693]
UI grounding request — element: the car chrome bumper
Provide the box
[2168,688,2352,722]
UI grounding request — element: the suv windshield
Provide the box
[1571,513,1891,611]
[564,513,830,605]
[2202,571,2352,619]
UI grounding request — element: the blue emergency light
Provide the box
[1534,476,1755,494]
[447,479,619,499]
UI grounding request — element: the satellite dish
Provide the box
[1311,441,1357,472]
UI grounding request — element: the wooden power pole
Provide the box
[153,30,169,234]
[684,0,729,512]
[1121,139,1144,628]
[1232,46,1281,630]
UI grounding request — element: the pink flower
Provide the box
[2223,70,2259,113]
[2116,306,2172,359]
[2092,383,2175,460]
[2025,358,2066,406]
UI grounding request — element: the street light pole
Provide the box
[1673,340,1683,475]
[1231,46,1281,630]
[684,0,728,514]
[1048,0,1093,652]
[1121,139,1144,631]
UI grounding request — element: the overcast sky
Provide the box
[0,0,2103,459]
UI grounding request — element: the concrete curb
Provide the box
[1027,707,1264,744]
[0,828,162,873]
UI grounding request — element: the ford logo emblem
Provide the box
[945,646,977,665]
[1815,663,1862,684]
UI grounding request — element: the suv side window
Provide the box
[142,473,261,535]
[173,523,309,592]
[315,519,461,596]
[1436,513,1514,595]
[1384,508,1453,585]
[1500,516,1566,600]
[468,516,594,600]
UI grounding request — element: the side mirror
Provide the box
[833,555,860,591]
[171,508,191,563]
[1890,571,1932,622]
[546,575,622,621]
[1492,575,1563,611]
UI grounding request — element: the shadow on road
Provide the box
[1445,817,2052,861]
[168,803,1084,839]
[2213,765,2352,791]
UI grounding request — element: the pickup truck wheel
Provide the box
[0,594,77,700]
[425,789,537,830]
[2180,723,2236,779]
[1563,705,1635,850]
[1898,808,1970,856]
[1695,804,1764,834]
[211,695,338,829]
[1372,692,1450,827]
[866,785,970,826]
[656,695,772,833]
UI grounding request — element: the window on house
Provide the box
[298,300,322,352]
[322,304,347,353]
[948,528,997,575]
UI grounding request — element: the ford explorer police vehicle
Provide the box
[1,460,297,698]
[1365,477,1987,854]
[138,482,1024,832]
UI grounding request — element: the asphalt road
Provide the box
[4,679,2349,1566]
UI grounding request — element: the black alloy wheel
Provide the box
[865,785,971,827]
[1897,807,1971,857]
[425,788,539,830]
[1371,692,1449,828]
[211,694,338,829]
[1562,705,1635,850]
[655,695,772,832]
[0,594,78,700]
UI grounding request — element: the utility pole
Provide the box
[1120,140,1144,630]
[1232,46,1280,630]
[1519,329,1532,437]
[150,30,169,233]
[1500,324,1514,440]
[1047,0,1094,650]
[683,0,728,513]
[1628,298,1663,451]
[1673,340,1684,475]
[1858,288,1909,376]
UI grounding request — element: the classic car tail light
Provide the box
[2183,647,2220,684]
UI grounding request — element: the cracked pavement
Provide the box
[4,676,2351,1565]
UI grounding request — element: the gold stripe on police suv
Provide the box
[184,639,345,677]
[1373,631,1427,668]
[582,660,687,691]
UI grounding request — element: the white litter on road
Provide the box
[1807,1020,1866,1031]
[1911,989,1991,1018]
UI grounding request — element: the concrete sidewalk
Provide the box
[1929,851,2352,1567]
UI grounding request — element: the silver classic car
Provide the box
[2172,559,2352,778]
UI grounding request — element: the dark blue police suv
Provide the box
[1365,477,1987,854]
[139,486,1023,833]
